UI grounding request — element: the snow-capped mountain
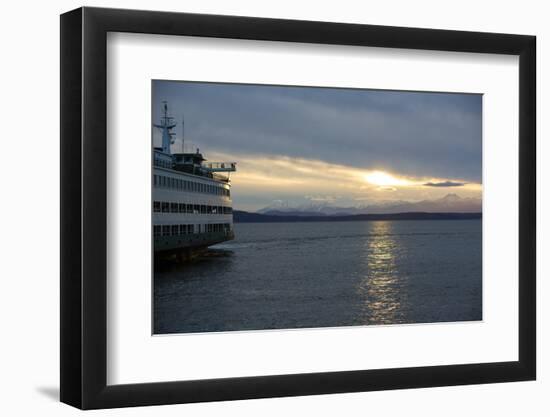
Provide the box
[258,194,481,216]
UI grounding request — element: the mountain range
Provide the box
[256,193,481,216]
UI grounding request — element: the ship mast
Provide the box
[153,101,176,154]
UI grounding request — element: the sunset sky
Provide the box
[153,80,482,212]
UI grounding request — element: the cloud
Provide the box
[423,181,466,187]
[152,81,482,210]
[205,150,481,210]
[153,80,482,183]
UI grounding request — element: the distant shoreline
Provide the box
[233,210,482,223]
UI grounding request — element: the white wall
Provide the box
[0,0,545,415]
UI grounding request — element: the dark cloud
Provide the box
[152,80,482,182]
[423,181,466,187]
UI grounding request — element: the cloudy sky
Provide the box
[153,80,482,212]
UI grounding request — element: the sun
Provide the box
[364,171,411,187]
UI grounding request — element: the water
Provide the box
[154,219,482,334]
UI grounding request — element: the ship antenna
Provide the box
[181,114,189,153]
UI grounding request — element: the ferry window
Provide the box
[161,202,169,213]
[201,205,207,214]
[170,203,178,213]
[179,225,186,235]
[186,204,193,214]
[207,224,212,233]
[171,225,179,236]
[153,201,161,213]
[193,204,200,214]
[179,203,186,213]
[212,206,217,214]
[207,205,212,214]
[153,226,161,237]
[162,225,170,236]
[153,175,157,186]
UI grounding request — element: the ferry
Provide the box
[153,101,236,260]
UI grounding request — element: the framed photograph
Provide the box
[60,7,536,409]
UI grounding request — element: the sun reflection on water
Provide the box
[357,221,406,325]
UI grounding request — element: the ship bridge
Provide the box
[202,162,237,172]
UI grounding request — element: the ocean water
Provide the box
[154,219,482,334]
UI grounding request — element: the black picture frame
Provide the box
[60,6,536,410]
